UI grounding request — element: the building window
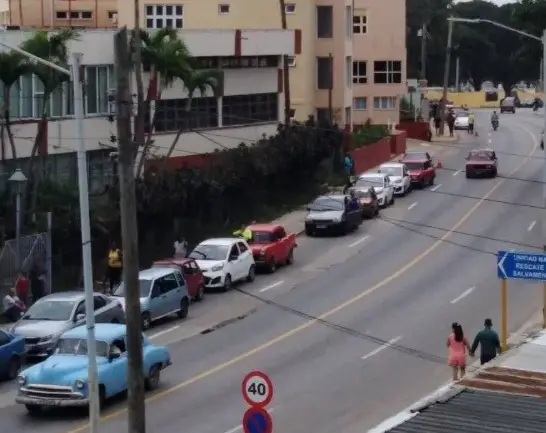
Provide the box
[85,65,115,115]
[353,11,367,34]
[81,11,93,19]
[153,97,218,132]
[345,6,352,38]
[222,93,278,126]
[316,6,333,38]
[352,61,367,84]
[374,61,402,84]
[316,108,330,122]
[218,4,230,14]
[353,97,367,110]
[145,4,183,29]
[219,56,278,69]
[287,56,296,67]
[373,97,397,110]
[316,56,332,90]
[56,11,67,19]
[346,56,351,87]
[285,3,296,14]
[108,11,117,20]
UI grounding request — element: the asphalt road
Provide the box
[2,109,545,433]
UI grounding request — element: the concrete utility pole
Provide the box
[455,56,460,92]
[279,0,292,125]
[440,17,454,136]
[114,28,146,433]
[420,23,427,80]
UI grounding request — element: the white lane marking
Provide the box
[431,183,442,192]
[408,202,418,211]
[361,335,403,361]
[528,220,536,231]
[348,235,370,248]
[488,139,492,144]
[259,280,284,292]
[453,170,462,176]
[149,325,180,340]
[223,407,278,433]
[450,287,475,304]
[488,132,491,136]
[421,142,431,147]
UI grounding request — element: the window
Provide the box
[145,4,183,29]
[222,93,278,126]
[174,271,185,286]
[81,11,93,19]
[70,11,79,19]
[352,61,367,84]
[218,4,230,14]
[285,3,296,14]
[346,56,351,86]
[353,11,367,34]
[56,11,67,19]
[237,242,248,253]
[85,65,115,115]
[353,97,367,110]
[229,245,239,258]
[373,97,397,110]
[316,6,333,38]
[316,56,332,90]
[152,96,218,132]
[219,56,278,69]
[93,295,106,310]
[286,56,296,67]
[345,6,352,38]
[373,60,402,84]
[108,11,117,19]
[158,273,179,293]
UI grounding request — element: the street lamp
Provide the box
[8,168,27,272]
[0,41,100,431]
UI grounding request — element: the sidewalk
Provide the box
[430,120,459,143]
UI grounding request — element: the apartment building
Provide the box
[116,0,406,125]
[0,0,118,28]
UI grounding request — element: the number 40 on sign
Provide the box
[242,370,274,408]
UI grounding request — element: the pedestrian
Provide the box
[29,261,45,304]
[447,111,455,137]
[470,318,501,365]
[468,112,475,134]
[15,271,30,306]
[434,116,441,135]
[106,241,123,293]
[173,236,188,258]
[233,224,252,241]
[447,322,471,381]
[2,287,26,322]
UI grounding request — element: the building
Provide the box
[0,28,296,189]
[117,0,406,126]
[0,0,118,28]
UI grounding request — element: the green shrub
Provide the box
[351,121,389,149]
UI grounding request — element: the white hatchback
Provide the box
[377,162,411,196]
[454,112,469,130]
[189,238,256,291]
[356,173,395,207]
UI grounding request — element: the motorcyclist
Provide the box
[491,110,499,124]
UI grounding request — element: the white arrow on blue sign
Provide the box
[497,250,546,281]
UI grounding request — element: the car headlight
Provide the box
[75,379,86,389]
[332,216,341,222]
[17,375,26,386]
[211,264,224,272]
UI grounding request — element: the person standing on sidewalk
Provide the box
[106,241,123,293]
[470,318,501,365]
[447,322,471,381]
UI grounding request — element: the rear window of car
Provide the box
[404,162,425,170]
[252,231,274,243]
[351,188,370,198]
[469,151,493,161]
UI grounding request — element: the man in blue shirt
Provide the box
[470,318,501,365]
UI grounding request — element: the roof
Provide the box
[315,194,346,201]
[247,223,280,231]
[470,148,494,152]
[41,291,86,301]
[63,323,127,341]
[401,159,427,163]
[199,238,240,246]
[153,257,192,266]
[379,162,404,168]
[138,267,179,279]
[359,173,385,178]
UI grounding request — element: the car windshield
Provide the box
[469,151,493,161]
[22,300,76,321]
[350,188,371,198]
[189,244,229,261]
[456,112,468,118]
[356,177,384,188]
[308,197,344,212]
[251,231,274,243]
[404,152,427,160]
[404,162,425,170]
[113,279,152,297]
[379,166,402,177]
[54,338,109,357]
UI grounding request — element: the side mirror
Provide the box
[75,313,85,322]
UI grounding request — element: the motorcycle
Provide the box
[492,120,499,131]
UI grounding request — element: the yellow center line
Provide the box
[66,129,539,433]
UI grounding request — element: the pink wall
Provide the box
[349,137,392,174]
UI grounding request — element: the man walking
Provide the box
[470,318,501,365]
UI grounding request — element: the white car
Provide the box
[355,173,395,207]
[377,162,411,196]
[189,238,256,291]
[454,112,469,130]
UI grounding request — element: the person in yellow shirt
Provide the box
[468,112,475,134]
[106,241,122,293]
[233,224,253,242]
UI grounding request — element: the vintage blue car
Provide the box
[15,323,171,413]
[0,329,25,380]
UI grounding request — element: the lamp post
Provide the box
[0,41,100,432]
[8,168,27,272]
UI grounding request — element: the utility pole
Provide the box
[279,0,292,125]
[440,17,454,136]
[114,28,146,433]
[420,23,427,80]
[455,56,460,92]
[328,52,333,123]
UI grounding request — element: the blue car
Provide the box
[0,329,25,380]
[15,323,171,413]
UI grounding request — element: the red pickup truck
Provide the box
[247,223,297,273]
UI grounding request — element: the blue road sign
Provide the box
[497,250,546,281]
[243,407,273,433]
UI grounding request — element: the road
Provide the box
[2,109,545,433]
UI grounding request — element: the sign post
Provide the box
[242,371,274,433]
[501,279,508,351]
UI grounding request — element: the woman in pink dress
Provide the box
[447,322,471,381]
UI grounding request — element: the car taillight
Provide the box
[360,198,371,204]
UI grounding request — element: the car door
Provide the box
[402,165,410,190]
[159,272,180,314]
[227,244,242,280]
[423,160,433,181]
[237,241,253,276]
[172,271,187,306]
[384,175,393,201]
[105,337,129,396]
[190,261,204,288]
[0,330,14,372]
[148,278,169,319]
[93,295,109,323]
[181,263,197,298]
[276,227,289,261]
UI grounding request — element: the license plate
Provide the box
[316,224,327,229]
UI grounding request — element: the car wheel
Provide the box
[145,364,161,391]
[194,284,205,302]
[25,404,42,415]
[246,265,256,282]
[177,297,189,319]
[305,228,314,236]
[223,274,232,292]
[141,312,151,330]
[267,260,276,273]
[7,356,20,380]
[466,171,471,179]
[285,249,294,265]
[98,385,107,409]
[429,176,435,186]
[390,194,395,205]
[341,222,349,235]
[492,168,497,177]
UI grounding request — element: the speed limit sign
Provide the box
[241,370,273,408]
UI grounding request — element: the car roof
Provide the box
[404,151,427,155]
[379,162,404,168]
[153,257,192,266]
[359,172,385,178]
[470,148,493,152]
[199,238,240,246]
[248,223,280,231]
[39,291,87,301]
[314,194,345,201]
[139,267,179,280]
[401,159,427,163]
[63,324,127,341]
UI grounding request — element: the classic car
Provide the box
[355,173,395,207]
[347,186,379,219]
[246,223,297,273]
[465,148,498,178]
[152,257,205,301]
[189,238,256,292]
[401,159,436,187]
[305,195,362,236]
[10,292,125,360]
[0,329,25,380]
[377,162,412,196]
[113,267,191,330]
[15,324,171,413]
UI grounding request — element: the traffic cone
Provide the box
[436,160,443,169]
[475,131,479,136]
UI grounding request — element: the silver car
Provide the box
[10,291,125,359]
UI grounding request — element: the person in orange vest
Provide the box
[106,241,123,293]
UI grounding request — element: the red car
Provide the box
[247,223,297,273]
[465,149,497,178]
[401,159,436,188]
[152,257,205,301]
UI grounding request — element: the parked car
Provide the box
[113,267,191,330]
[454,112,470,130]
[246,223,297,273]
[305,195,362,236]
[355,173,395,207]
[189,238,256,292]
[152,257,205,301]
[15,324,171,413]
[465,148,498,178]
[10,292,125,360]
[401,158,436,188]
[377,162,411,196]
[0,329,25,380]
[402,151,432,163]
[347,186,379,219]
